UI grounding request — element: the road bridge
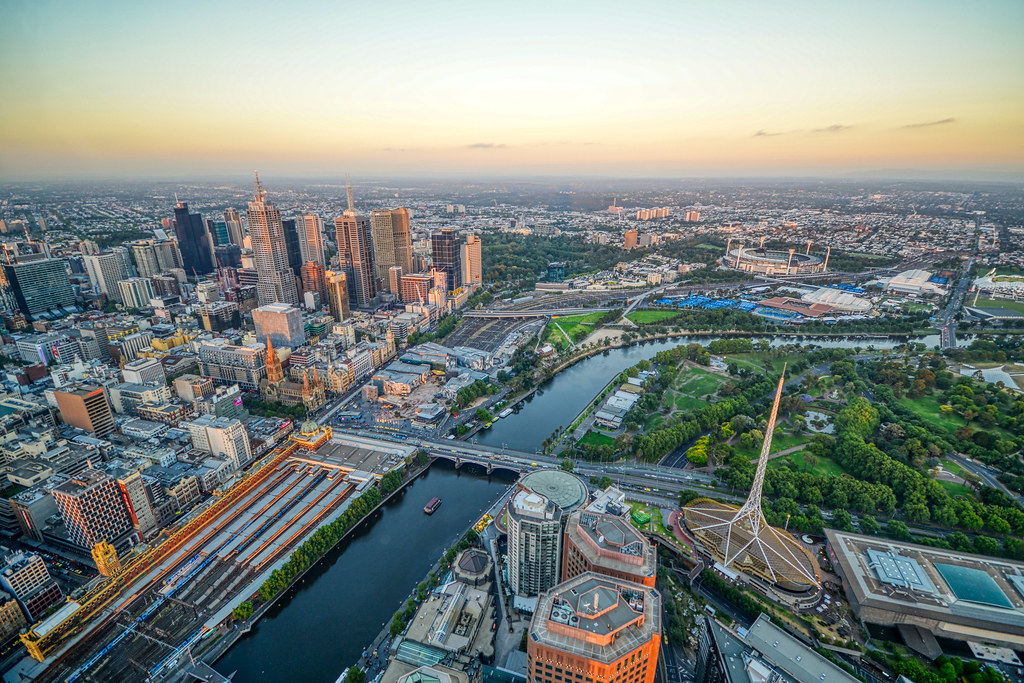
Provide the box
[463,307,613,319]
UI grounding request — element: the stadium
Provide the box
[722,245,827,276]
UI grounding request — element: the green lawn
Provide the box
[578,430,615,448]
[898,394,967,436]
[556,312,608,325]
[770,451,846,477]
[627,309,682,325]
[627,501,669,535]
[939,458,965,477]
[675,370,727,396]
[938,480,977,499]
[973,297,1024,315]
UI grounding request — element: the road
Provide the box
[947,451,1024,504]
[940,255,974,350]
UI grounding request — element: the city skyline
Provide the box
[1,0,1022,181]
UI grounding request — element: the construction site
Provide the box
[19,428,411,683]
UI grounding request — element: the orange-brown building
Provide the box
[527,572,661,683]
[562,510,657,587]
[53,386,116,437]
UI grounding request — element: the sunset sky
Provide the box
[2,0,1023,180]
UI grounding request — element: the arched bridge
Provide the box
[429,450,529,475]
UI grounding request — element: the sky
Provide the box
[1,0,1023,181]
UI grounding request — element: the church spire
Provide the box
[265,337,284,383]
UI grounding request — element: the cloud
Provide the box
[813,124,852,133]
[465,142,506,149]
[753,129,787,137]
[902,117,956,129]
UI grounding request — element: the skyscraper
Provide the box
[369,208,413,292]
[431,228,462,293]
[224,208,246,247]
[247,174,300,306]
[84,252,130,302]
[298,214,326,267]
[1,259,75,318]
[301,261,327,302]
[462,233,482,286]
[252,303,306,348]
[173,201,215,276]
[334,182,375,307]
[282,218,304,280]
[507,489,562,597]
[325,270,351,322]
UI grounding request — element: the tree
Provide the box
[232,601,254,621]
[559,458,575,472]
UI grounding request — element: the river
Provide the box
[215,460,517,683]
[474,333,942,452]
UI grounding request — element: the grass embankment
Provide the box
[545,312,610,350]
[627,310,682,325]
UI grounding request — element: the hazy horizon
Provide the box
[2,0,1023,182]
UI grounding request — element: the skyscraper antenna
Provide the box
[174,192,180,204]
[254,171,264,201]
[346,174,354,213]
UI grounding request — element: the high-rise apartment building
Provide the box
[247,175,300,306]
[173,201,215,276]
[114,470,158,534]
[526,572,661,683]
[51,469,134,549]
[507,489,562,597]
[325,270,351,322]
[561,510,656,587]
[298,214,326,267]
[623,229,638,250]
[117,277,155,310]
[187,415,252,470]
[53,386,116,437]
[370,208,413,292]
[431,228,462,293]
[252,303,306,348]
[224,208,246,247]
[462,234,482,286]
[83,252,130,302]
[399,272,434,304]
[1,259,75,318]
[199,300,240,332]
[0,549,63,621]
[132,239,184,278]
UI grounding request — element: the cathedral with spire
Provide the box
[259,337,326,411]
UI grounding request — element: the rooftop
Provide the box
[530,572,660,662]
[519,470,588,512]
[567,510,656,579]
[826,529,1024,647]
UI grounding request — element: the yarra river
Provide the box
[217,332,940,681]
